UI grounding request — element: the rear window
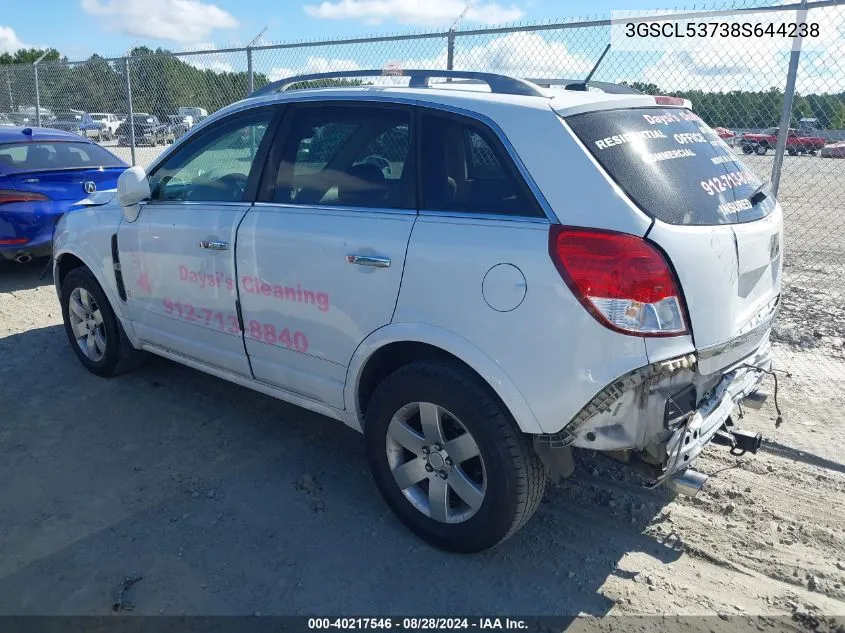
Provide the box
[565,107,774,225]
[0,141,125,173]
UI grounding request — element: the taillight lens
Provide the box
[0,190,50,204]
[549,226,688,337]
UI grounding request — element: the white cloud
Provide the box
[303,0,524,26]
[620,4,845,94]
[265,32,590,86]
[182,44,236,73]
[455,32,591,77]
[636,40,844,95]
[268,56,362,82]
[0,25,29,53]
[80,0,239,44]
[635,50,775,93]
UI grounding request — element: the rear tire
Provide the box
[60,267,148,377]
[364,360,546,553]
[755,145,768,155]
[742,146,754,155]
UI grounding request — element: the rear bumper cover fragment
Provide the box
[538,338,772,479]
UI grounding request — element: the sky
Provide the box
[0,0,843,94]
[1,0,678,59]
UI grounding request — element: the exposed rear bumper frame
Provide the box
[661,341,771,480]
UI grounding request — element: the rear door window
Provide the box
[565,108,774,225]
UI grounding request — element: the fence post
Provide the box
[124,57,136,167]
[771,0,808,197]
[446,29,456,71]
[5,69,12,113]
[34,66,41,127]
[247,47,254,96]
[32,51,49,127]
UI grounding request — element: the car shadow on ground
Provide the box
[762,439,845,476]
[0,325,681,616]
[0,258,52,293]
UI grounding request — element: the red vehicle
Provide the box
[714,126,735,140]
[739,127,826,156]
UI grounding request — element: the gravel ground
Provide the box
[1,259,844,628]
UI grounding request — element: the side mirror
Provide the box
[117,166,151,222]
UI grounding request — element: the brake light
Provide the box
[549,226,688,337]
[0,238,28,245]
[0,190,49,204]
[655,95,687,107]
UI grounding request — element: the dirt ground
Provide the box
[1,258,844,629]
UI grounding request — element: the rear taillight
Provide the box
[0,238,28,245]
[0,190,50,204]
[549,226,688,337]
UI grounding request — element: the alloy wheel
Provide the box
[385,402,487,524]
[68,287,107,362]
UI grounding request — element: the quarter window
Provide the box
[419,111,543,217]
[272,104,414,210]
[149,109,273,203]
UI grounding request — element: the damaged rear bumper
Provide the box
[538,339,772,482]
[663,343,770,478]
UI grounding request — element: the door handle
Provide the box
[346,254,391,268]
[199,240,229,251]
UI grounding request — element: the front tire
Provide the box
[61,267,147,377]
[755,144,768,155]
[364,360,546,553]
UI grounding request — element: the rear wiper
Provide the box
[748,181,772,205]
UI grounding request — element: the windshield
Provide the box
[565,107,775,225]
[0,141,125,173]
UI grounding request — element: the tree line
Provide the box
[0,47,268,119]
[623,82,845,130]
[3,47,845,129]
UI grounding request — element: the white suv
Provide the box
[53,70,782,553]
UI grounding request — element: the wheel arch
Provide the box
[55,252,86,291]
[54,247,131,327]
[345,324,543,435]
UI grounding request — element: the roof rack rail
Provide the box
[249,69,547,98]
[526,79,644,95]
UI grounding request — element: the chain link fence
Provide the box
[2,0,843,377]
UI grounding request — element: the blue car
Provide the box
[0,127,127,263]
